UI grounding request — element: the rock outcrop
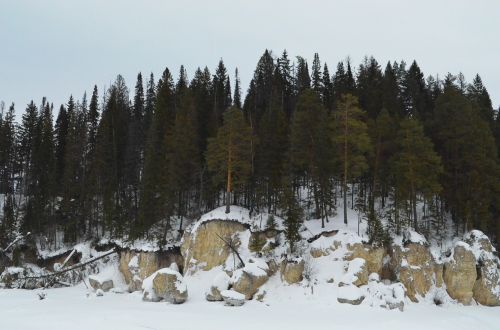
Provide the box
[443,243,477,305]
[142,268,188,304]
[390,242,437,302]
[280,258,305,284]
[181,220,249,273]
[119,249,182,292]
[465,230,500,306]
[344,244,386,275]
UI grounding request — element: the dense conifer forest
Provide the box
[1,50,499,249]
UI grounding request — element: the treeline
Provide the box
[0,50,499,249]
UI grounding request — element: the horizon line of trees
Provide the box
[0,50,499,251]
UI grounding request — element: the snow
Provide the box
[191,205,285,235]
[220,289,245,300]
[338,284,364,301]
[212,272,231,291]
[340,258,366,285]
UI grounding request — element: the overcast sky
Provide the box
[1,0,499,115]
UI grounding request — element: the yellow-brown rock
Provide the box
[443,243,477,305]
[181,220,248,273]
[345,244,386,275]
[280,259,305,284]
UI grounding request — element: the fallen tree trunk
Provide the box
[20,248,117,280]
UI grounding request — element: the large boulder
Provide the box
[181,220,249,273]
[443,243,477,305]
[390,242,437,302]
[231,259,269,299]
[473,259,500,306]
[339,258,369,287]
[142,268,188,304]
[280,258,305,284]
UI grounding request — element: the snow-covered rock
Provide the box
[221,289,245,306]
[337,284,365,305]
[89,276,114,292]
[443,242,477,305]
[465,230,500,306]
[206,272,231,301]
[231,259,269,299]
[339,258,368,287]
[280,258,305,284]
[364,280,406,311]
[142,268,188,304]
[389,241,437,302]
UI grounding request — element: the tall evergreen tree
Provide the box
[391,118,442,232]
[332,94,371,225]
[207,107,253,213]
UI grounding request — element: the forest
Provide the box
[0,50,499,250]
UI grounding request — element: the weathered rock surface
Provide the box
[345,244,386,275]
[473,259,500,306]
[465,230,500,306]
[232,260,269,299]
[119,249,182,292]
[248,229,279,253]
[221,290,245,306]
[443,243,477,305]
[280,259,305,284]
[142,268,187,304]
[390,242,436,302]
[181,220,249,273]
[88,276,114,292]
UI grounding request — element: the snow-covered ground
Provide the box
[1,284,500,330]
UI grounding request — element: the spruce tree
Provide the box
[391,118,442,232]
[290,89,333,227]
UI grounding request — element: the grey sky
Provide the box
[1,0,499,115]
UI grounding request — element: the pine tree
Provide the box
[331,94,371,225]
[207,107,253,213]
[433,86,499,233]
